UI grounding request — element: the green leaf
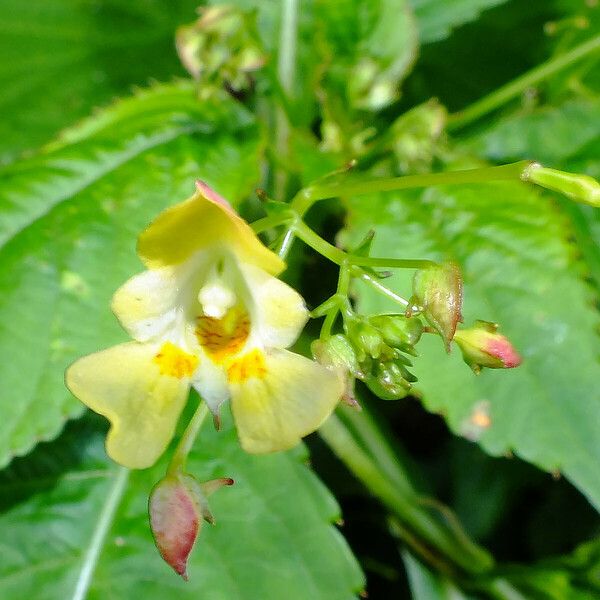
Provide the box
[0,0,199,163]
[463,98,600,166]
[409,0,510,44]
[402,551,478,599]
[463,96,600,294]
[0,82,262,467]
[342,174,600,511]
[0,413,363,599]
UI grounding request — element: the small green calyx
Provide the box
[365,361,412,401]
[311,334,363,378]
[369,314,424,355]
[523,163,600,207]
[346,319,385,361]
[412,261,463,351]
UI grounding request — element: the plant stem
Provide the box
[319,412,494,575]
[167,401,210,475]
[251,211,294,234]
[448,33,600,130]
[293,220,435,269]
[274,0,299,200]
[352,266,413,309]
[72,466,129,600]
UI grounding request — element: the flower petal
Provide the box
[65,342,192,468]
[111,267,180,342]
[191,357,230,419]
[238,263,308,349]
[229,349,343,453]
[137,182,284,275]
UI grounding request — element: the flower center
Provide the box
[197,265,237,319]
[196,306,250,363]
[153,342,199,378]
[227,349,267,383]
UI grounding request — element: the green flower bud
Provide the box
[149,473,233,579]
[454,321,522,374]
[523,163,600,207]
[311,334,363,378]
[365,361,411,401]
[347,320,385,361]
[413,261,463,351]
[369,314,423,353]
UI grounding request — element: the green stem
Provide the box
[73,466,129,600]
[251,211,294,234]
[167,401,210,475]
[293,220,435,269]
[291,161,532,214]
[352,266,413,309]
[319,412,494,575]
[274,0,299,200]
[448,33,600,130]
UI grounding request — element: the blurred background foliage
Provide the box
[0,0,599,598]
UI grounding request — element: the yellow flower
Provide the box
[66,182,342,469]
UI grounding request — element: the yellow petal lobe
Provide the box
[153,342,199,378]
[137,182,284,274]
[230,350,343,453]
[66,342,191,469]
[227,349,267,383]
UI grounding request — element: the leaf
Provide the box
[0,82,262,468]
[0,413,363,599]
[409,0,510,44]
[402,551,478,599]
[463,98,600,166]
[341,172,600,511]
[462,96,600,293]
[0,0,199,163]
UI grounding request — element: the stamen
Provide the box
[198,281,236,319]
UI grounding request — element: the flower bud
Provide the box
[312,335,363,407]
[347,320,385,361]
[149,473,233,579]
[454,321,521,373]
[369,314,423,354]
[413,261,463,351]
[176,6,265,96]
[311,335,362,377]
[523,163,600,207]
[365,361,411,401]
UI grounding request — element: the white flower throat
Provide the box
[197,262,238,319]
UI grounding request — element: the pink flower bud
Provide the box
[412,261,463,351]
[454,321,521,373]
[149,474,233,579]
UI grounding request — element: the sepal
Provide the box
[412,261,463,351]
[149,473,233,579]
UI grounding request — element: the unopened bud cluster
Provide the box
[313,260,522,404]
[176,6,265,99]
[313,313,424,403]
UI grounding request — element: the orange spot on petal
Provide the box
[227,349,267,383]
[153,342,198,379]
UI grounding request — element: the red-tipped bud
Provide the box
[412,261,463,350]
[454,321,521,374]
[149,474,233,579]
